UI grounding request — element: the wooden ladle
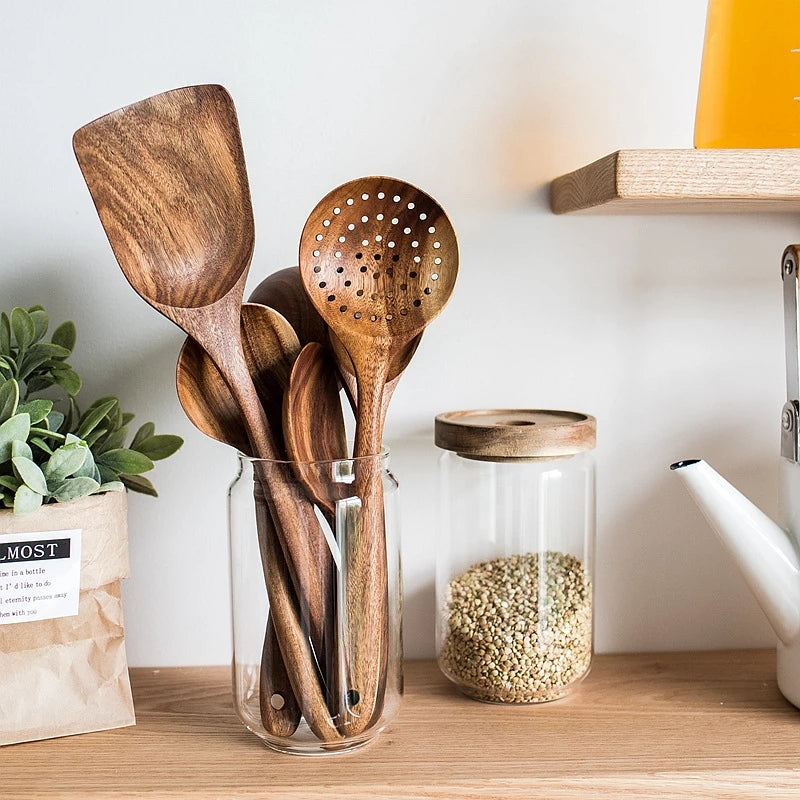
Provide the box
[298,176,459,733]
[73,86,338,741]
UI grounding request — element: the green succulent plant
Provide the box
[0,305,183,514]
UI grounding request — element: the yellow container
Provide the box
[695,0,800,148]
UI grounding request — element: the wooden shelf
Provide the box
[550,149,800,214]
[5,651,800,799]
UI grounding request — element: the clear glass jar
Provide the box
[434,410,596,704]
[228,452,402,755]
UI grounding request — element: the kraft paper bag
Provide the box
[0,491,135,745]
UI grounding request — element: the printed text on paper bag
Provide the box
[0,529,81,624]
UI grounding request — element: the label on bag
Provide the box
[0,529,81,625]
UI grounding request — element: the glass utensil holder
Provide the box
[228,452,402,755]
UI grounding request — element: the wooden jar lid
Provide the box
[434,409,596,460]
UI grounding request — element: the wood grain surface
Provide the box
[550,149,800,214]
[4,652,800,799]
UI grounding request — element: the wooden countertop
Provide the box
[4,651,800,799]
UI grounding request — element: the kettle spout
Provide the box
[671,459,800,645]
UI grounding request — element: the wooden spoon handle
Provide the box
[223,339,336,680]
[253,489,301,737]
[254,485,339,741]
[334,355,390,737]
[260,613,301,737]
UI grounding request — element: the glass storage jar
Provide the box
[434,410,596,704]
[228,452,402,755]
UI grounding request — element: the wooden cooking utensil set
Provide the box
[72,84,458,743]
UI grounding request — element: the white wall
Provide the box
[2,0,794,665]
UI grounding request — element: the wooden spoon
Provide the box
[73,86,338,741]
[176,303,302,736]
[298,176,459,733]
[249,267,330,348]
[283,342,349,518]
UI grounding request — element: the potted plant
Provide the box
[0,305,183,745]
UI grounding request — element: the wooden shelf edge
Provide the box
[550,148,800,214]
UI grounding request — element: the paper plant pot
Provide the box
[0,490,135,745]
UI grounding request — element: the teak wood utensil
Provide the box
[249,267,330,349]
[283,342,349,517]
[176,303,300,454]
[73,85,338,741]
[299,176,459,733]
[175,302,304,736]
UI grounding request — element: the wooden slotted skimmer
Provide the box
[299,176,458,733]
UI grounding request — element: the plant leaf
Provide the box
[14,484,42,514]
[131,422,155,450]
[44,442,89,484]
[45,410,65,432]
[93,426,127,455]
[30,426,65,442]
[29,309,48,342]
[134,434,183,461]
[72,446,96,479]
[0,413,30,463]
[120,473,158,497]
[51,320,76,354]
[30,437,54,456]
[17,342,72,382]
[25,375,55,395]
[98,481,125,493]
[0,313,10,355]
[96,448,153,475]
[83,427,108,449]
[10,307,35,352]
[11,440,32,460]
[16,398,52,425]
[50,476,100,503]
[13,456,48,495]
[0,379,19,424]
[77,397,117,439]
[0,475,21,492]
[121,412,135,426]
[51,367,82,396]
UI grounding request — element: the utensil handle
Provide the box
[253,486,301,737]
[335,353,390,736]
[260,613,301,737]
[254,485,339,742]
[224,342,335,673]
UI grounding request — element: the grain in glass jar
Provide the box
[434,409,596,703]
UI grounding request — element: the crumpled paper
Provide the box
[0,491,135,745]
